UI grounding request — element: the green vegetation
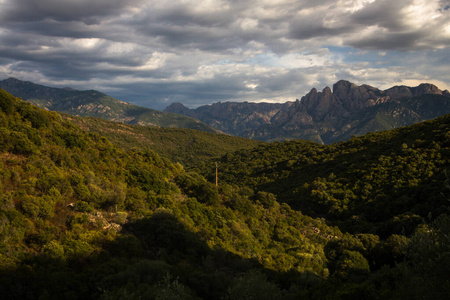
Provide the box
[207,116,450,235]
[1,87,449,299]
[64,115,262,169]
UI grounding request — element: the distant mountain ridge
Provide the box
[0,77,217,133]
[165,80,450,143]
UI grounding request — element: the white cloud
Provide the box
[60,38,102,49]
[0,0,449,109]
[342,0,376,13]
[401,0,442,29]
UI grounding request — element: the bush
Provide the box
[226,269,283,300]
[334,250,370,277]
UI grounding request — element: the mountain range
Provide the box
[165,80,450,143]
[2,77,450,145]
[0,77,217,133]
[0,84,450,298]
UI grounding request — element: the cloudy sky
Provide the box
[0,0,449,110]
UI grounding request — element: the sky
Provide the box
[0,0,449,110]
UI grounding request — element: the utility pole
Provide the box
[215,162,218,187]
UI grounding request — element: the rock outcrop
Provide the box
[164,80,450,144]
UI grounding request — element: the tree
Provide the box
[226,270,283,300]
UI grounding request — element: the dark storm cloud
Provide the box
[131,4,267,53]
[0,0,142,24]
[109,68,310,110]
[345,0,450,50]
[145,4,235,28]
[347,31,427,51]
[138,23,238,52]
[288,15,343,40]
[8,20,102,39]
[111,79,252,110]
[0,0,449,110]
[350,0,409,30]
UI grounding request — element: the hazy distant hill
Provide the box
[0,77,217,132]
[165,80,450,143]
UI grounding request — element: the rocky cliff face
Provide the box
[164,102,198,119]
[165,80,450,143]
[166,101,284,136]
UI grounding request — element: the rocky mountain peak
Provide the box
[163,79,450,144]
[386,83,444,99]
[2,77,29,88]
[165,102,198,119]
[297,85,344,121]
[166,102,188,109]
[385,86,413,99]
[5,77,20,83]
[323,86,332,96]
[309,88,318,96]
[412,83,442,97]
[332,80,357,99]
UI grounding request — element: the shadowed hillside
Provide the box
[203,114,450,235]
[1,88,450,299]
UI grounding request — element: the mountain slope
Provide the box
[166,101,285,137]
[1,88,450,298]
[63,114,262,168]
[0,88,336,298]
[165,80,450,143]
[202,114,450,235]
[0,77,217,132]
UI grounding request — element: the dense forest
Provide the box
[205,117,450,235]
[0,88,449,299]
[63,114,262,169]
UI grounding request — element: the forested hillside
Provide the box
[206,115,450,234]
[1,88,449,299]
[0,89,335,299]
[63,114,262,169]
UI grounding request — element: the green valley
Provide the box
[0,88,449,299]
